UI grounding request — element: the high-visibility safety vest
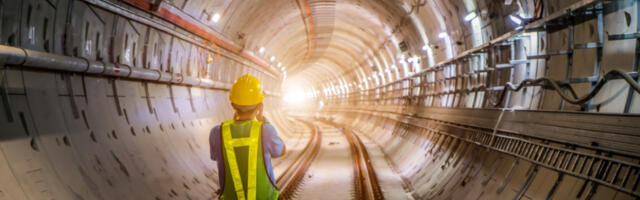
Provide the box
[220,120,279,200]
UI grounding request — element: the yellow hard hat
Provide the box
[229,74,265,106]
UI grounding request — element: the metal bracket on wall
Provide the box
[168,84,178,113]
[496,158,519,194]
[0,60,13,122]
[514,164,539,199]
[109,78,123,116]
[64,73,81,119]
[623,2,640,113]
[545,173,564,200]
[143,82,154,114]
[608,33,640,40]
[188,86,196,112]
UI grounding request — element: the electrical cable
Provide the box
[343,69,640,109]
[491,69,640,106]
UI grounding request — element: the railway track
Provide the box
[276,119,322,199]
[276,118,384,200]
[342,126,385,200]
[322,119,385,200]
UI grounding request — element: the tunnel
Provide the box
[0,0,639,199]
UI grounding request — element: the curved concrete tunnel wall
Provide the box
[0,72,293,199]
[1,0,640,199]
[0,76,225,199]
[0,0,286,199]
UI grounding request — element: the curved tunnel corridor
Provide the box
[0,0,639,199]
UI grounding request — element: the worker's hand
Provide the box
[256,103,267,122]
[233,112,240,121]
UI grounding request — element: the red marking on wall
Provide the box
[126,0,152,10]
[123,0,279,76]
[301,0,315,54]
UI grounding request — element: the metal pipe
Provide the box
[0,45,233,91]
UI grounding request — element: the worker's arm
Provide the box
[263,123,286,158]
[209,126,221,161]
[280,143,286,156]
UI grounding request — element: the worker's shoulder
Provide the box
[261,122,274,128]
[210,125,221,135]
[261,122,277,133]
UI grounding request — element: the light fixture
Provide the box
[211,13,221,23]
[438,32,448,39]
[259,47,265,54]
[464,12,477,22]
[408,56,421,64]
[270,56,275,62]
[509,14,523,25]
[277,62,282,68]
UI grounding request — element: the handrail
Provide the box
[323,69,639,107]
[0,45,282,96]
[318,0,612,107]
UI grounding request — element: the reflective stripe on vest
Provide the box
[222,120,262,200]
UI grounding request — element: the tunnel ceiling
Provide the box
[226,0,409,88]
[170,0,472,90]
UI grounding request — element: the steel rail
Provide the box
[346,126,365,200]
[353,132,385,200]
[276,119,322,199]
[324,120,385,200]
[348,130,385,200]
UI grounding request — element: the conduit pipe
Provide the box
[0,45,279,96]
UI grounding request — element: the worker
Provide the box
[210,74,286,200]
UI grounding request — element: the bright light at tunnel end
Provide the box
[282,86,312,106]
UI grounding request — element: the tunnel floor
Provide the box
[271,120,411,200]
